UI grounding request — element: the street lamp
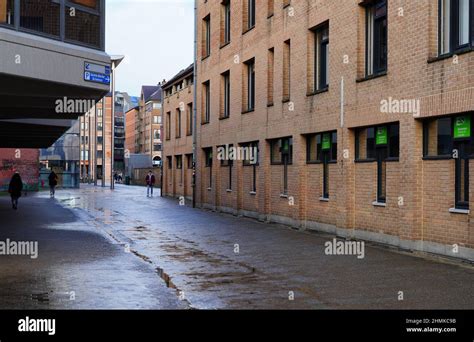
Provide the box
[110,55,125,190]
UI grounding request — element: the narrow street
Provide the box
[1,185,473,310]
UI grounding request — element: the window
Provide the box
[244,0,256,31]
[313,23,329,91]
[153,116,159,124]
[356,123,399,160]
[97,136,103,145]
[186,103,193,136]
[439,0,472,55]
[203,81,211,123]
[186,154,193,169]
[244,59,255,112]
[242,141,259,192]
[423,114,473,210]
[267,48,275,105]
[270,137,292,194]
[356,123,399,204]
[283,40,291,101]
[0,0,14,25]
[65,2,101,47]
[97,122,103,131]
[166,111,171,140]
[153,103,161,110]
[307,131,337,199]
[307,131,337,163]
[154,144,162,152]
[204,148,213,188]
[167,156,172,170]
[176,108,182,138]
[222,0,231,45]
[20,0,60,36]
[220,145,233,190]
[221,71,231,118]
[365,0,387,76]
[270,138,293,165]
[176,155,183,185]
[203,15,211,58]
[154,129,160,140]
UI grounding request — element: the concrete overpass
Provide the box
[0,0,110,148]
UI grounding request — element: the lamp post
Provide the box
[110,55,125,190]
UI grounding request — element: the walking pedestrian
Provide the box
[145,170,155,197]
[8,172,23,210]
[48,170,58,198]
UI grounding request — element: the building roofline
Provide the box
[162,63,194,91]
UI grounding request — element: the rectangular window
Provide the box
[356,123,399,204]
[186,154,193,169]
[244,59,255,112]
[423,117,454,157]
[283,40,291,101]
[314,23,329,91]
[220,145,233,190]
[176,155,183,185]
[366,0,387,76]
[167,156,172,170]
[221,71,231,118]
[203,15,211,58]
[153,116,159,124]
[440,0,472,55]
[356,123,399,161]
[204,148,213,188]
[176,108,182,138]
[244,0,256,30]
[0,0,14,25]
[306,131,337,163]
[65,4,100,47]
[307,131,337,199]
[20,0,60,36]
[267,48,275,105]
[222,0,231,45]
[271,137,293,195]
[166,111,171,140]
[186,103,193,136]
[203,81,211,123]
[270,137,293,165]
[153,144,162,152]
[242,142,259,192]
[154,129,160,140]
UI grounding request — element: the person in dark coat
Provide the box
[48,171,58,198]
[8,172,23,210]
[145,170,156,197]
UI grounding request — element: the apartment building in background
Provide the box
[135,85,163,166]
[162,64,194,200]
[77,92,136,184]
[194,0,474,260]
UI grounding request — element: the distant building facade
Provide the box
[162,64,194,200]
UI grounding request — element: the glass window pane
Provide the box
[66,7,100,47]
[441,0,451,53]
[21,0,60,36]
[459,0,469,45]
[389,124,399,158]
[438,117,452,155]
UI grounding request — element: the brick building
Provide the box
[125,106,139,153]
[136,86,163,166]
[162,64,194,200]
[194,0,474,260]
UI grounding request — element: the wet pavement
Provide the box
[1,184,473,309]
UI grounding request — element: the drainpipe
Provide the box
[192,0,198,208]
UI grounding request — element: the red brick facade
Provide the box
[193,0,474,260]
[0,148,39,191]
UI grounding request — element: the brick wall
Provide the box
[0,148,39,192]
[194,0,474,256]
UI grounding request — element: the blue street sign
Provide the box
[84,71,110,85]
[84,62,111,76]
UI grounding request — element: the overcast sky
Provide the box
[106,0,194,96]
